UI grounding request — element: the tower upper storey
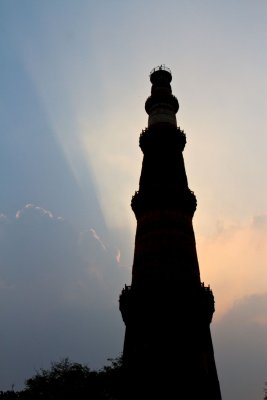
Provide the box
[145,65,179,127]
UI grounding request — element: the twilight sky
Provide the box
[0,1,266,399]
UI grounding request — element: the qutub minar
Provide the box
[119,66,222,399]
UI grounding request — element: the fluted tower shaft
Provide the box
[120,66,221,400]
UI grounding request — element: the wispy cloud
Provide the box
[116,249,121,263]
[198,214,267,318]
[15,203,54,220]
[89,228,106,251]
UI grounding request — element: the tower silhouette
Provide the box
[119,66,222,399]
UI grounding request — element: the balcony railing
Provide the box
[150,64,171,75]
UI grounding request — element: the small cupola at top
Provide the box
[145,65,179,127]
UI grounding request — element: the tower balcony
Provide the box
[149,65,172,86]
[198,283,215,324]
[131,188,197,219]
[119,283,215,326]
[139,125,186,153]
[119,285,132,325]
[150,64,172,76]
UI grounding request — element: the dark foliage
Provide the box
[0,357,123,400]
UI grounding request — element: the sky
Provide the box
[0,1,266,399]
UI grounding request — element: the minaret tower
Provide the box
[119,66,221,399]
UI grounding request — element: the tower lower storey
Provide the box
[120,283,221,399]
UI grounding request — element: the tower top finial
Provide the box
[150,65,172,76]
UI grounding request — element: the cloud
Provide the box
[213,292,267,400]
[197,214,267,318]
[116,249,121,264]
[89,228,106,251]
[0,204,129,391]
[252,214,267,230]
[15,203,54,220]
[1,204,266,400]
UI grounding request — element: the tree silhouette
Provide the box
[0,357,123,400]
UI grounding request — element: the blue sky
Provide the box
[0,1,266,399]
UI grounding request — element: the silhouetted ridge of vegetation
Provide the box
[0,357,124,400]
